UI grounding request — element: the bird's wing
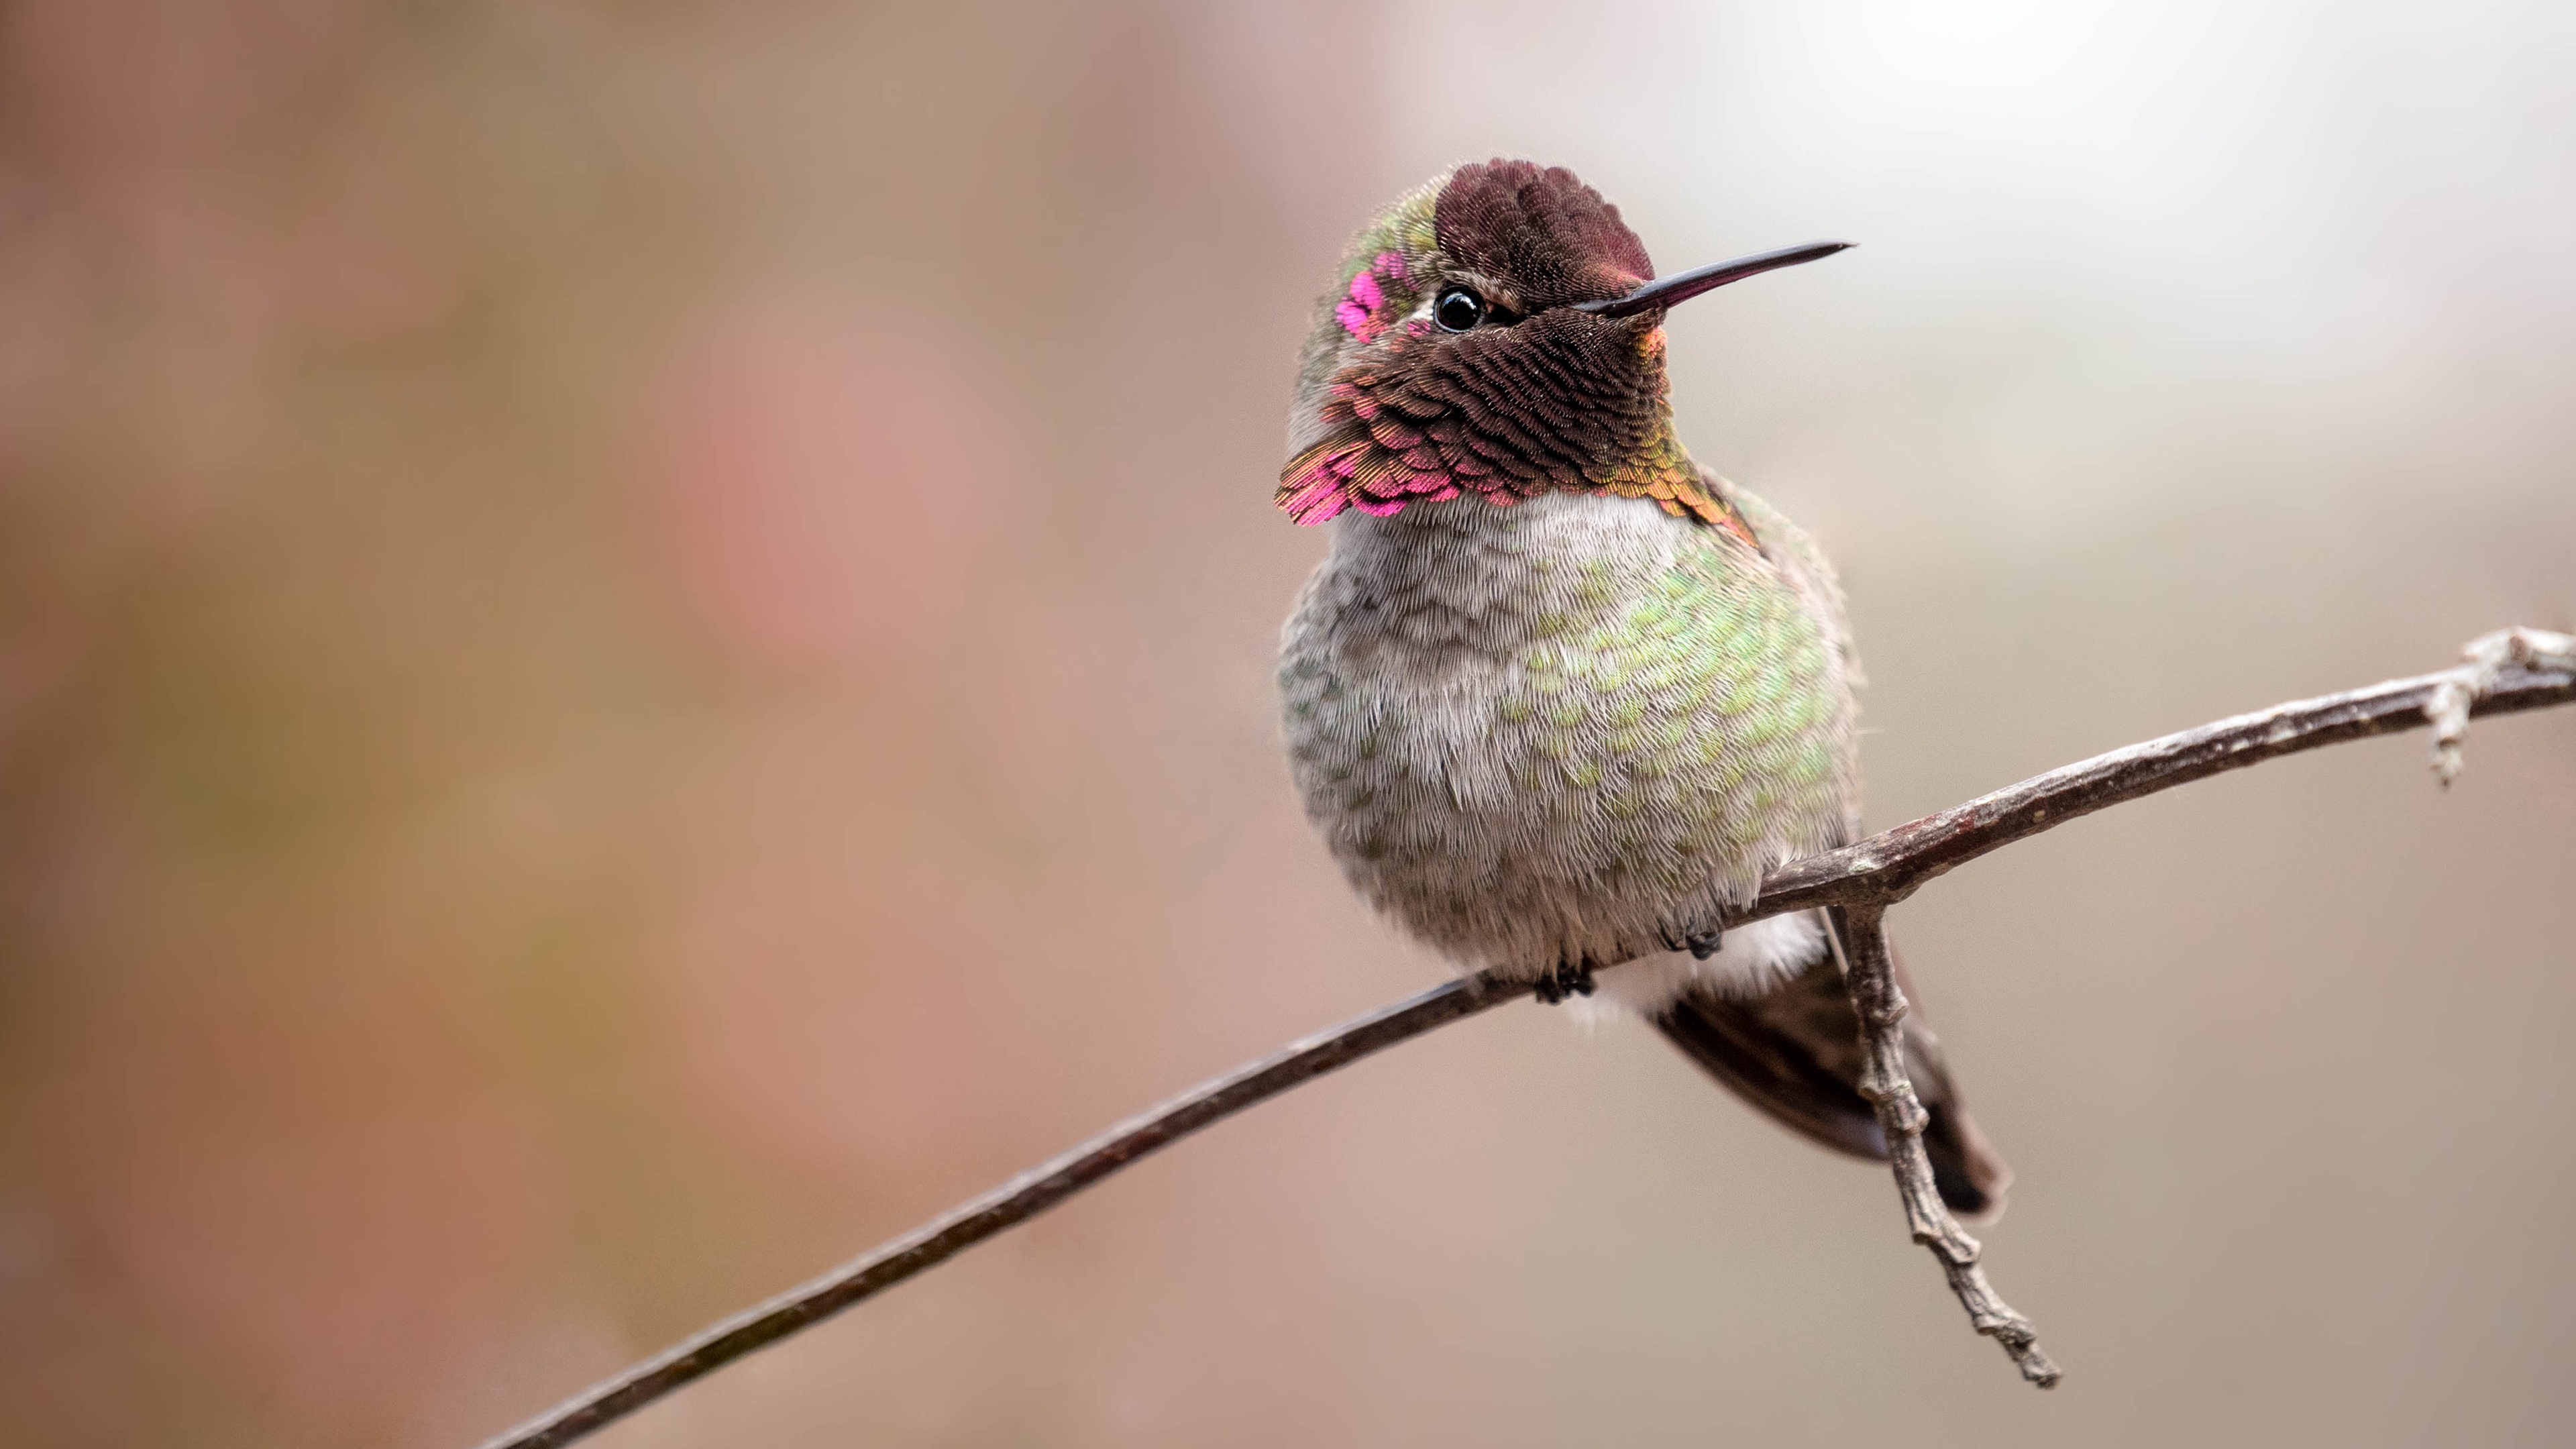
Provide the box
[1642,469,2003,1210]
[1693,465,1866,838]
[1705,468,1855,655]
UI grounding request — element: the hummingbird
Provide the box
[1275,159,2007,1216]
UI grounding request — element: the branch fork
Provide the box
[2428,627,2576,785]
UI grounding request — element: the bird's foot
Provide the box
[1533,958,1597,1005]
[1685,928,1723,960]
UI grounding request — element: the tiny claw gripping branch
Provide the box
[2427,628,2576,786]
[1830,904,2062,1388]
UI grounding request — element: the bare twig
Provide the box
[1750,648,2576,916]
[479,979,1513,1449]
[476,638,2573,1449]
[1831,904,2060,1386]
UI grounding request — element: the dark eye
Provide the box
[1434,288,1487,331]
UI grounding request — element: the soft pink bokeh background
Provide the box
[2,3,2571,1446]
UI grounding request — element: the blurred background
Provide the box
[1,1,2571,1445]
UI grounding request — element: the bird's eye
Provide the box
[1434,288,1487,332]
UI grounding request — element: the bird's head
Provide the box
[1280,158,1846,527]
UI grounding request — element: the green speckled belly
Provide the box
[1278,484,1859,978]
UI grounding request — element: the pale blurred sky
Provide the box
[1199,0,2576,558]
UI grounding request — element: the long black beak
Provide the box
[1571,239,1853,319]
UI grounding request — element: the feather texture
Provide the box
[1276,160,2004,1208]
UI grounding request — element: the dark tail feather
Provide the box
[1650,915,2010,1220]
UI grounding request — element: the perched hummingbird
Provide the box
[1276,160,2007,1216]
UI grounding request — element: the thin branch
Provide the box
[476,636,2573,1449]
[1831,903,2060,1386]
[1753,633,2576,915]
[481,979,1514,1449]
